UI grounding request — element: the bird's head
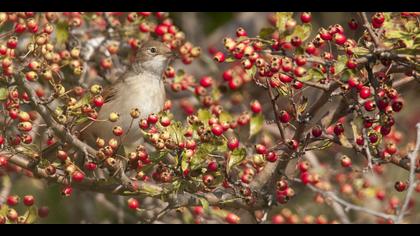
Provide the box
[135,40,174,75]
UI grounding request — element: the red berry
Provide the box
[291,36,302,47]
[147,113,159,124]
[207,161,218,172]
[113,126,124,136]
[227,137,239,150]
[266,151,278,162]
[222,69,233,81]
[340,156,352,168]
[272,215,285,224]
[333,123,344,136]
[72,171,85,182]
[255,144,267,155]
[319,28,332,41]
[38,206,49,218]
[127,198,140,210]
[346,58,358,69]
[391,100,403,112]
[298,161,310,172]
[213,52,225,63]
[236,27,247,37]
[394,181,407,192]
[369,133,379,144]
[211,124,224,136]
[364,100,376,111]
[193,206,204,216]
[199,76,213,88]
[279,110,291,123]
[85,162,97,171]
[202,174,214,186]
[7,195,19,206]
[334,33,346,45]
[225,213,240,224]
[300,12,312,23]
[279,73,293,83]
[359,86,371,99]
[0,155,7,167]
[293,66,306,77]
[160,116,171,127]
[356,136,364,146]
[250,100,262,113]
[311,126,322,137]
[0,135,4,145]
[23,195,35,206]
[348,19,358,30]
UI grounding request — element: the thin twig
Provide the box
[395,123,420,223]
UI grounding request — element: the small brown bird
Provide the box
[80,40,173,151]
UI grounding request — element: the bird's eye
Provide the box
[149,47,157,54]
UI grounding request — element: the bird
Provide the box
[79,40,174,151]
[42,39,173,158]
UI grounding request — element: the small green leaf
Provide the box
[245,65,257,79]
[259,27,275,39]
[181,151,190,172]
[199,197,210,213]
[334,55,348,75]
[225,57,236,63]
[227,148,247,174]
[313,140,333,150]
[23,206,38,224]
[289,24,312,42]
[197,109,212,124]
[75,116,89,125]
[340,69,354,82]
[339,134,353,148]
[299,68,324,82]
[276,12,293,33]
[0,204,9,216]
[352,47,370,56]
[297,96,308,115]
[219,111,233,123]
[0,87,7,101]
[55,21,69,46]
[250,113,264,138]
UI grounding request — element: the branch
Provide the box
[265,77,286,141]
[295,179,396,221]
[360,12,381,47]
[395,123,420,223]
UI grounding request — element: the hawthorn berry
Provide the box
[127,198,140,210]
[23,195,35,206]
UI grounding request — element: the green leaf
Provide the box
[75,116,89,125]
[289,24,312,42]
[55,21,69,46]
[227,148,247,174]
[225,57,236,63]
[312,140,333,150]
[198,197,210,213]
[23,206,38,224]
[0,204,8,216]
[174,69,185,83]
[334,55,348,75]
[276,12,293,33]
[299,68,324,82]
[339,134,353,148]
[250,113,264,138]
[385,30,405,39]
[340,69,354,83]
[181,151,190,172]
[352,47,370,56]
[0,87,7,101]
[259,27,275,39]
[245,65,257,79]
[219,111,233,123]
[191,143,213,170]
[197,109,212,124]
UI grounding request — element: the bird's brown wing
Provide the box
[102,84,119,103]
